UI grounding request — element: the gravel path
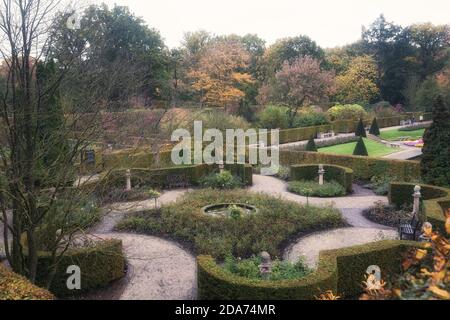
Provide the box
[93,233,196,300]
[250,175,398,269]
[284,228,398,268]
[88,188,195,300]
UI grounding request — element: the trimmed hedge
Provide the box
[0,263,54,300]
[197,240,420,300]
[100,163,252,191]
[389,182,450,233]
[33,239,125,297]
[280,150,421,181]
[290,164,353,193]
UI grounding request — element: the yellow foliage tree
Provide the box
[335,55,379,105]
[189,41,254,110]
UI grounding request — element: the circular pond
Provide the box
[201,203,258,218]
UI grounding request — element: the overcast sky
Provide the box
[95,0,450,49]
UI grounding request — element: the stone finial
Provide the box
[258,251,272,279]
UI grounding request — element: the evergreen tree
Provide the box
[355,118,367,137]
[421,96,450,186]
[305,136,318,152]
[353,137,369,156]
[369,117,381,136]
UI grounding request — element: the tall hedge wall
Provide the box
[280,150,421,181]
[389,182,450,232]
[33,239,125,297]
[290,164,353,193]
[197,240,420,300]
[0,263,54,300]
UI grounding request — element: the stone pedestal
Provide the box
[413,185,421,215]
[126,169,131,191]
[258,251,272,280]
[318,164,325,185]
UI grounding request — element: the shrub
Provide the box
[352,137,368,156]
[288,180,346,197]
[368,175,394,195]
[116,189,344,260]
[102,186,159,204]
[223,255,312,280]
[305,136,317,152]
[362,201,413,227]
[33,239,125,297]
[355,118,367,137]
[327,104,367,121]
[0,263,54,300]
[276,166,290,181]
[200,170,244,189]
[257,105,289,129]
[369,118,380,136]
[193,109,251,132]
[290,164,353,193]
[293,108,329,128]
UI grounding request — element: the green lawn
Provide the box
[379,128,425,141]
[318,138,397,157]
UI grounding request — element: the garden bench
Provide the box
[398,214,420,240]
[166,173,188,188]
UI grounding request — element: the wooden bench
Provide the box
[166,173,188,189]
[398,214,420,240]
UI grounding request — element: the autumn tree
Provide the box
[258,56,336,127]
[189,40,254,110]
[263,36,325,80]
[335,55,379,105]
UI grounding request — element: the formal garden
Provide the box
[0,1,449,302]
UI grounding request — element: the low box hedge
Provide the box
[197,240,420,300]
[0,263,54,300]
[280,150,421,181]
[290,164,353,193]
[99,163,252,191]
[389,182,450,233]
[33,239,125,297]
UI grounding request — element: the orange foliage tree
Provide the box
[189,40,254,110]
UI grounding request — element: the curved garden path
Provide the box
[250,175,398,268]
[91,188,196,300]
[86,173,398,298]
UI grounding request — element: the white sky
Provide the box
[94,0,450,49]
